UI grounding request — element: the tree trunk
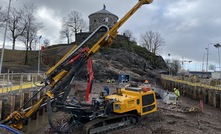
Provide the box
[12,39,16,50]
[25,48,28,65]
[67,37,70,45]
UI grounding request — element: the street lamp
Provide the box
[202,53,207,74]
[168,53,171,75]
[206,43,218,77]
[38,35,42,75]
[214,43,221,71]
[205,47,208,74]
[182,58,192,70]
[0,0,12,74]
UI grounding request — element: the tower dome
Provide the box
[88,4,118,32]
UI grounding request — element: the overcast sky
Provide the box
[1,0,221,71]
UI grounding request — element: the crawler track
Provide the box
[83,114,140,134]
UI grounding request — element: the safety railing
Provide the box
[161,74,221,91]
[0,73,45,94]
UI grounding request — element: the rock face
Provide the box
[2,41,168,84]
[77,46,168,83]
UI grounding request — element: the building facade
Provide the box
[88,4,118,32]
[76,5,127,44]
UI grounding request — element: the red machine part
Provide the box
[68,47,94,102]
[86,57,93,102]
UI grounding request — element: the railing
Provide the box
[0,73,45,94]
[161,74,221,91]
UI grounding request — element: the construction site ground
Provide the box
[113,97,221,134]
[5,81,221,134]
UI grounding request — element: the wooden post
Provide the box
[19,73,24,93]
[220,94,221,109]
[2,74,5,93]
[0,100,2,120]
[29,92,33,106]
[213,91,217,108]
[7,70,9,93]
[203,89,208,104]
[20,93,24,108]
[193,87,197,100]
[10,95,15,113]
[208,90,211,105]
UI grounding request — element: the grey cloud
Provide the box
[1,0,221,69]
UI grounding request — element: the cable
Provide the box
[0,124,21,134]
[47,97,79,133]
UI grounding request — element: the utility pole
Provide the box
[214,43,221,71]
[0,0,12,74]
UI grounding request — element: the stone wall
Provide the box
[75,32,128,46]
[89,13,118,32]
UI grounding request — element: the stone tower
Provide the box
[88,4,118,32]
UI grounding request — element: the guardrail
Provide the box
[0,73,45,93]
[161,74,221,91]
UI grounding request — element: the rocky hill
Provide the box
[1,41,168,83]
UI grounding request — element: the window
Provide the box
[142,94,154,106]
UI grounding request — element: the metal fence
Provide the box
[161,74,221,91]
[0,73,45,94]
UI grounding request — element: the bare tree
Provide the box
[60,11,87,42]
[0,4,6,29]
[68,11,87,34]
[170,59,181,75]
[43,38,50,47]
[60,17,74,45]
[18,4,42,64]
[19,4,42,51]
[7,7,27,50]
[140,31,165,54]
[209,64,216,71]
[123,29,136,45]
[123,29,135,42]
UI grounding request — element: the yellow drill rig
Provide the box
[1,0,156,134]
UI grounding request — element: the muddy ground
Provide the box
[12,81,221,134]
[112,97,221,134]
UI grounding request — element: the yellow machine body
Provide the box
[106,86,157,116]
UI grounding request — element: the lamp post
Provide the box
[168,53,171,75]
[182,58,192,70]
[38,35,42,75]
[202,53,206,72]
[0,0,12,74]
[206,43,218,78]
[202,53,207,78]
[214,43,221,71]
[205,47,208,74]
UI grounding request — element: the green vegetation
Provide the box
[0,36,167,73]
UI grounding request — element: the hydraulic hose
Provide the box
[47,97,79,133]
[0,124,21,134]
